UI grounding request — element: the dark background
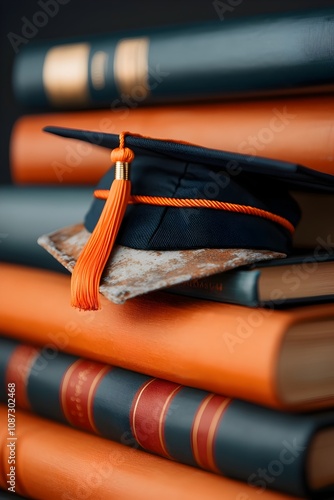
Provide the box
[2,0,334,185]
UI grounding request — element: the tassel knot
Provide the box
[71,133,133,311]
[111,147,135,164]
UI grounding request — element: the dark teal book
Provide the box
[167,253,334,307]
[13,8,334,110]
[1,336,334,497]
[0,186,92,271]
[0,492,29,499]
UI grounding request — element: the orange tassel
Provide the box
[71,134,134,311]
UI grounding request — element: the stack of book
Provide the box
[1,5,334,500]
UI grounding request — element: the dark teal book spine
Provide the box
[0,187,92,271]
[167,252,334,307]
[0,337,333,497]
[13,8,334,109]
[0,492,29,500]
[167,269,261,307]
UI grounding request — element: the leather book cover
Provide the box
[10,95,334,185]
[0,186,92,272]
[0,337,333,497]
[0,263,333,412]
[0,406,299,500]
[12,8,334,110]
[168,252,334,307]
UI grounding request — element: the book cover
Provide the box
[0,263,333,412]
[0,492,28,499]
[10,95,334,185]
[0,406,299,500]
[0,186,92,272]
[168,253,334,307]
[12,8,334,110]
[0,337,333,496]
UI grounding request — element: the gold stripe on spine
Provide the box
[206,398,231,473]
[191,394,215,469]
[43,43,90,107]
[91,51,108,90]
[158,385,182,459]
[87,365,111,434]
[131,378,156,447]
[113,37,150,98]
[60,359,82,423]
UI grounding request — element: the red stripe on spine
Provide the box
[131,378,182,458]
[60,359,110,433]
[5,345,39,410]
[192,395,231,473]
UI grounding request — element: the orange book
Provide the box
[0,263,333,412]
[0,406,300,500]
[10,95,334,185]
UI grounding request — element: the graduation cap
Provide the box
[38,127,334,310]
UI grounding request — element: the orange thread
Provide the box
[110,130,196,148]
[110,131,135,163]
[71,133,132,311]
[94,191,295,234]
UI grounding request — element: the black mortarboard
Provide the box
[38,126,334,310]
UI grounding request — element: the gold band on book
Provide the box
[113,37,150,99]
[91,51,109,90]
[43,43,90,107]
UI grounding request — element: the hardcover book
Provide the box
[1,406,296,500]
[10,95,334,185]
[13,8,334,110]
[168,253,334,307]
[0,493,28,499]
[0,263,333,412]
[0,186,92,271]
[0,337,333,497]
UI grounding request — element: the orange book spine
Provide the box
[0,406,300,500]
[0,263,334,411]
[10,95,334,185]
